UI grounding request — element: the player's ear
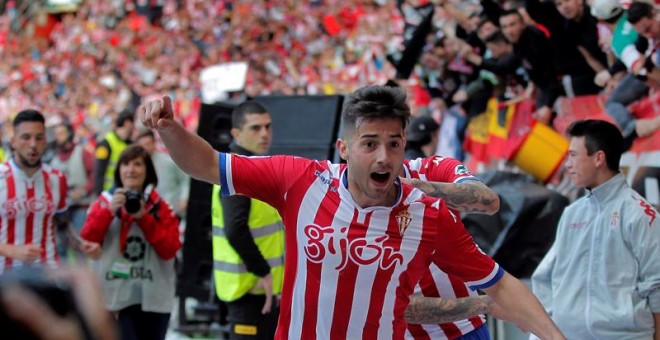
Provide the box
[336,139,348,161]
[230,127,241,139]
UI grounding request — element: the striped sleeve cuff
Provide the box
[467,264,505,291]
[219,152,234,197]
[455,176,480,184]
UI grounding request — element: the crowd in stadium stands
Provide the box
[0,0,658,170]
[0,1,659,338]
[0,0,404,134]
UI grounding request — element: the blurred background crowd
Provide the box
[1,0,658,171]
[0,0,658,337]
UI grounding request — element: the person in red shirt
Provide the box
[81,145,181,340]
[140,85,564,339]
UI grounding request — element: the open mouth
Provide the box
[370,172,390,183]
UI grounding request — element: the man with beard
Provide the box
[0,110,100,273]
[50,121,95,258]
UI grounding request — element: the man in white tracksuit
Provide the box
[532,119,660,339]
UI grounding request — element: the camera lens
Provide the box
[124,190,142,214]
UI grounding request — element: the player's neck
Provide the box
[345,178,400,208]
[13,157,41,177]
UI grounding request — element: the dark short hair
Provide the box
[628,1,654,24]
[477,16,496,30]
[232,101,269,129]
[116,110,135,128]
[484,30,509,44]
[114,145,158,190]
[500,8,523,22]
[341,85,410,136]
[13,109,45,128]
[55,122,75,143]
[566,119,624,172]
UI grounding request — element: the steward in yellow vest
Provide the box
[211,184,285,301]
[93,111,134,195]
[211,102,283,339]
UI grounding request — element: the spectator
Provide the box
[136,129,189,219]
[591,0,659,147]
[525,0,606,96]
[405,115,440,159]
[50,121,95,259]
[532,119,660,339]
[628,1,660,77]
[81,145,181,340]
[463,9,560,125]
[93,110,134,196]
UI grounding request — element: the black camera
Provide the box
[0,267,80,339]
[124,190,142,214]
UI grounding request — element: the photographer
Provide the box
[81,145,181,340]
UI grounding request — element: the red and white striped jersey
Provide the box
[218,153,503,339]
[404,156,487,339]
[403,156,480,184]
[0,159,68,273]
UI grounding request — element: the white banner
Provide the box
[200,62,249,104]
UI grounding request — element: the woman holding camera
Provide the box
[81,145,181,340]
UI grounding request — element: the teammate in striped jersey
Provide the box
[140,85,564,339]
[0,110,101,274]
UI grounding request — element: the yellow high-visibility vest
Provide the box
[100,132,128,191]
[211,185,285,302]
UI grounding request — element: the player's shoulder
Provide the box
[403,185,442,211]
[405,155,464,171]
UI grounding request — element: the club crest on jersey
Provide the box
[454,165,471,176]
[396,209,412,236]
[610,211,619,228]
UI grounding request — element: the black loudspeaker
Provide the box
[255,95,344,160]
[178,102,234,301]
[196,102,235,152]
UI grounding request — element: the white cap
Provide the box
[590,0,624,20]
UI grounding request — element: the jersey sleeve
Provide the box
[407,156,480,183]
[218,153,312,211]
[432,200,503,290]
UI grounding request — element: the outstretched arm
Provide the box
[483,272,564,339]
[403,178,500,214]
[139,96,219,185]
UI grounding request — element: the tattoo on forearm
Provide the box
[405,295,493,324]
[412,180,496,213]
